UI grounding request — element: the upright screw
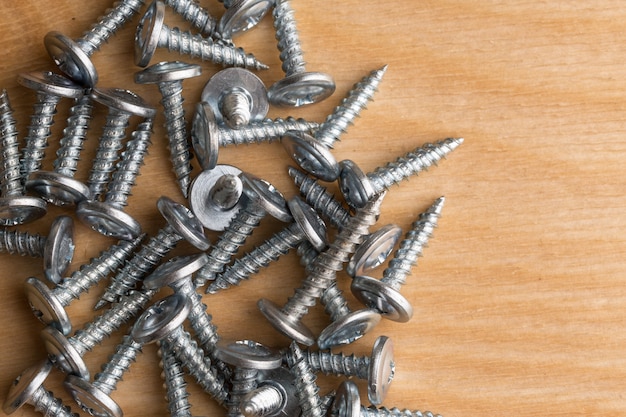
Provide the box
[0,89,47,226]
[239,366,300,417]
[208,196,327,294]
[26,95,93,207]
[283,341,323,417]
[135,61,201,198]
[17,71,84,182]
[351,196,444,323]
[3,360,78,417]
[95,195,210,310]
[158,342,193,417]
[217,0,275,40]
[163,0,219,38]
[24,235,142,335]
[338,138,463,209]
[44,0,146,86]
[192,102,318,171]
[258,192,385,346]
[135,0,269,70]
[268,0,335,107]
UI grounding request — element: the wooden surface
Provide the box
[1,1,625,416]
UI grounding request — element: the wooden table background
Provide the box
[1,1,625,416]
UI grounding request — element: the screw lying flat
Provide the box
[217,0,275,40]
[239,366,300,417]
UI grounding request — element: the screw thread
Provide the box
[77,0,145,57]
[303,348,370,380]
[105,119,153,207]
[222,91,252,129]
[315,65,387,149]
[164,0,218,37]
[288,166,350,230]
[228,368,259,417]
[93,334,143,395]
[296,241,319,267]
[241,384,284,417]
[71,289,156,356]
[0,90,24,196]
[21,92,61,180]
[285,342,323,417]
[209,222,303,293]
[360,406,442,417]
[30,386,79,417]
[368,138,463,195]
[281,193,384,320]
[54,236,142,307]
[158,24,269,70]
[272,0,305,76]
[0,228,46,257]
[159,342,193,417]
[219,117,318,147]
[88,111,132,201]
[194,201,266,287]
[55,96,93,177]
[382,197,444,290]
[163,329,229,406]
[320,280,351,322]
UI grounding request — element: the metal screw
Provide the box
[268,0,335,107]
[131,293,229,406]
[208,196,327,294]
[135,61,201,198]
[191,102,319,171]
[17,71,84,182]
[217,0,275,40]
[258,192,385,346]
[0,215,75,284]
[24,235,142,336]
[2,360,78,417]
[26,95,93,207]
[95,195,210,310]
[338,137,463,209]
[135,0,269,70]
[284,341,323,417]
[351,196,444,323]
[194,172,292,290]
[158,342,193,417]
[240,366,300,417]
[0,89,47,226]
[64,334,144,417]
[163,0,219,38]
[346,223,403,278]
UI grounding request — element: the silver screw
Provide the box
[26,95,93,207]
[95,195,210,310]
[208,196,327,294]
[158,342,193,417]
[268,0,335,107]
[239,366,300,417]
[163,0,219,38]
[284,341,323,417]
[17,71,84,182]
[135,0,269,70]
[351,196,444,323]
[0,89,47,226]
[135,61,202,198]
[217,0,275,40]
[44,0,146,86]
[191,102,319,171]
[346,223,403,278]
[3,360,78,417]
[338,138,463,209]
[24,235,142,336]
[258,192,385,346]
[131,293,229,406]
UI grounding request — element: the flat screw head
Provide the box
[134,61,202,84]
[76,200,142,241]
[3,360,52,415]
[157,196,211,251]
[43,215,75,284]
[44,31,98,87]
[240,172,292,223]
[134,0,165,67]
[91,88,156,118]
[64,375,123,417]
[218,0,274,39]
[24,277,71,336]
[287,196,327,252]
[316,308,381,350]
[338,159,376,209]
[281,131,339,182]
[329,381,361,417]
[268,72,335,108]
[143,253,209,290]
[0,196,48,227]
[347,224,402,278]
[190,102,221,171]
[368,336,395,405]
[131,293,191,344]
[215,339,282,369]
[17,71,84,98]
[26,171,92,208]
[350,275,414,323]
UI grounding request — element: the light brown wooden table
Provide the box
[1,1,625,416]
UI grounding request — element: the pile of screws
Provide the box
[1,1,464,417]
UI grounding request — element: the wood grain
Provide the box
[1,1,625,416]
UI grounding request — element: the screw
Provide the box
[338,137,463,209]
[194,172,292,290]
[330,381,442,417]
[351,196,444,323]
[24,235,142,336]
[281,130,339,182]
[208,196,327,294]
[17,71,84,182]
[217,0,275,40]
[0,215,75,284]
[131,293,229,406]
[240,366,299,417]
[0,89,47,226]
[346,223,403,278]
[284,341,323,417]
[215,339,283,417]
[135,61,202,198]
[95,195,210,310]
[191,102,319,171]
[26,95,93,207]
[258,192,385,346]
[158,341,193,417]
[2,360,78,417]
[201,67,269,130]
[44,0,146,86]
[268,0,335,107]
[301,335,394,405]
[163,0,219,38]
[135,0,269,70]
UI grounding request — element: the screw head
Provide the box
[134,0,165,67]
[215,339,282,370]
[0,196,48,226]
[24,277,72,336]
[157,196,211,251]
[143,253,209,290]
[240,173,292,222]
[218,0,274,39]
[257,298,315,346]
[91,88,156,119]
[350,275,414,323]
[316,308,381,350]
[76,200,142,241]
[190,102,221,171]
[131,293,191,344]
[64,375,123,417]
[268,72,335,107]
[347,224,402,277]
[135,61,202,84]
[337,159,376,209]
[281,131,339,182]
[43,215,75,284]
[3,360,52,415]
[26,170,92,207]
[40,326,90,379]
[287,197,327,251]
[329,381,361,417]
[17,71,84,98]
[368,335,395,405]
[44,31,98,87]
